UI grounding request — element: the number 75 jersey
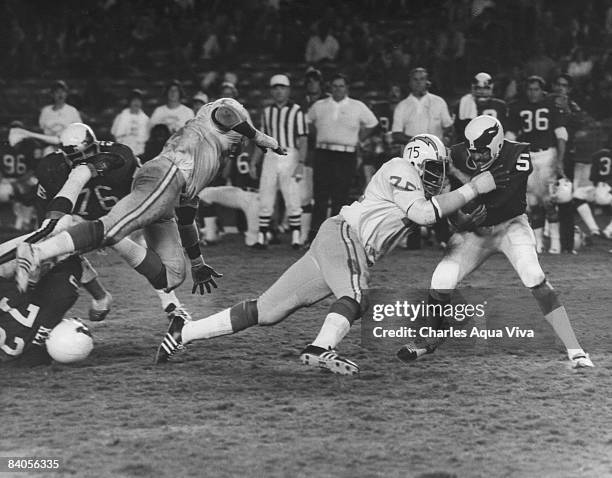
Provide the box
[34,142,137,220]
[450,140,532,226]
[340,157,425,264]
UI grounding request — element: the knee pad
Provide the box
[530,279,561,314]
[430,261,460,291]
[71,220,105,250]
[529,206,545,229]
[329,296,363,324]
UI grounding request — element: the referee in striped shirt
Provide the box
[255,74,308,249]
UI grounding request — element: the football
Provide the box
[461,198,483,214]
[46,318,94,364]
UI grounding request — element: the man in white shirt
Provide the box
[111,89,149,157]
[392,68,453,146]
[307,73,378,240]
[148,80,195,134]
[305,23,340,63]
[38,80,82,154]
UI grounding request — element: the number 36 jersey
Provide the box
[590,148,612,186]
[34,142,137,220]
[340,157,425,264]
[507,97,566,151]
[450,140,532,226]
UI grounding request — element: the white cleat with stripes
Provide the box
[569,351,594,368]
[15,242,41,293]
[155,305,192,364]
[300,344,359,375]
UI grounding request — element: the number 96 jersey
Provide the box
[340,157,425,264]
[450,140,532,226]
[34,142,137,220]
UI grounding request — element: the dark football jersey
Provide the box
[35,141,137,220]
[229,150,258,190]
[590,149,612,185]
[0,138,43,179]
[507,96,566,151]
[455,96,508,142]
[0,256,81,361]
[451,140,532,226]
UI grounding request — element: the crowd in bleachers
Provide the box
[3,0,612,250]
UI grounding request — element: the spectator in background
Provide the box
[38,80,82,153]
[219,81,239,100]
[305,22,339,64]
[140,124,171,164]
[299,67,327,244]
[524,41,559,85]
[392,68,453,146]
[110,89,149,157]
[192,91,209,114]
[148,80,194,134]
[307,73,378,240]
[567,48,594,86]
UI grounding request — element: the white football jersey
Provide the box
[340,157,424,264]
[159,98,247,200]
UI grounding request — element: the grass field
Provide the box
[2,234,612,478]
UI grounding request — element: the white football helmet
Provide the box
[472,72,493,101]
[464,115,504,171]
[595,182,612,206]
[551,177,573,204]
[59,123,98,163]
[402,134,448,197]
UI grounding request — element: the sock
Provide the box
[182,308,234,343]
[300,211,311,244]
[91,293,112,310]
[134,249,167,290]
[203,217,218,242]
[35,231,76,261]
[156,289,179,311]
[544,306,581,350]
[533,227,544,251]
[83,278,107,301]
[312,312,351,349]
[548,221,561,251]
[576,203,599,233]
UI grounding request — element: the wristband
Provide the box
[190,255,204,267]
[185,243,201,260]
[457,183,478,203]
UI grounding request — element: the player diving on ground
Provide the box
[155,134,511,374]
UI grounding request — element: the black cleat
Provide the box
[155,307,189,364]
[396,342,437,363]
[300,344,359,375]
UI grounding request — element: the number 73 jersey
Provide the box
[340,157,425,264]
[34,142,137,220]
[450,140,532,226]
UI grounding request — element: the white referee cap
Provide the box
[270,74,290,87]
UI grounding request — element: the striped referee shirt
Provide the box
[261,101,308,150]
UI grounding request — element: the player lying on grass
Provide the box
[155,134,511,374]
[0,249,94,366]
[15,101,284,311]
[397,116,593,368]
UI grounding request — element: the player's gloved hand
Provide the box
[470,165,511,194]
[254,131,287,155]
[74,152,125,178]
[190,257,223,294]
[452,204,487,231]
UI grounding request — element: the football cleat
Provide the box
[569,351,594,368]
[89,292,113,322]
[15,242,40,293]
[155,305,191,364]
[299,344,359,375]
[164,303,193,322]
[396,342,437,363]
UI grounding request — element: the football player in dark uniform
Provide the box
[506,75,569,254]
[455,72,508,143]
[0,254,85,366]
[398,115,593,369]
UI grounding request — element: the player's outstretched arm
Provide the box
[175,204,222,295]
[406,165,510,226]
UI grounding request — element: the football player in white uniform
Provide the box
[155,134,510,373]
[14,99,283,303]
